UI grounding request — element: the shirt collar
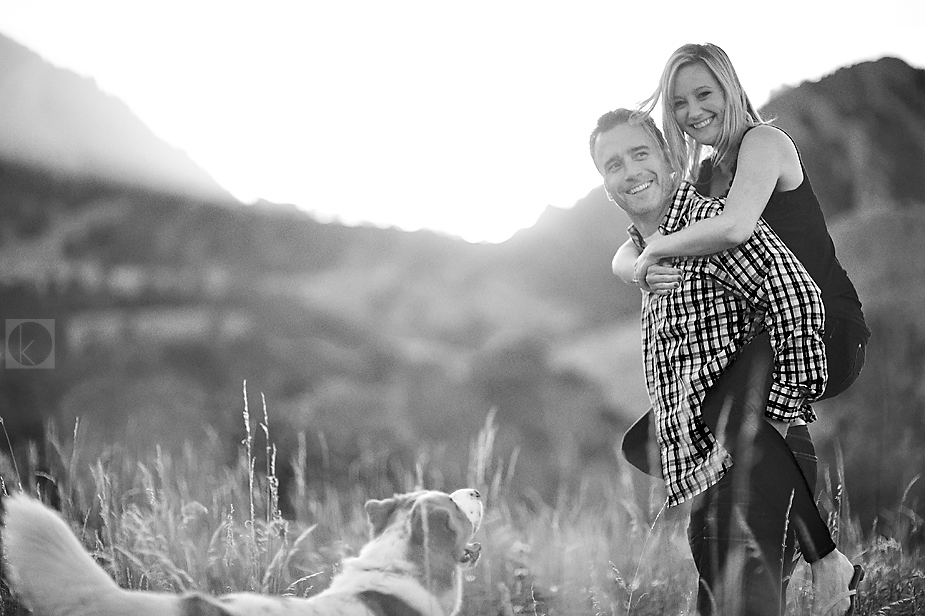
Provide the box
[661,181,697,235]
[627,181,697,249]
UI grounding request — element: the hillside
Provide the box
[0,34,234,203]
[1,41,924,529]
[762,57,925,219]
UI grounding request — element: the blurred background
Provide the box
[1,3,924,542]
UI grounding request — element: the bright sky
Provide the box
[3,1,923,243]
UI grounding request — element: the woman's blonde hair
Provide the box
[638,43,767,181]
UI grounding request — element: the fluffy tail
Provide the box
[2,493,178,616]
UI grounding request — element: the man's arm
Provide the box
[612,237,640,283]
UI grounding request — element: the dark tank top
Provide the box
[695,128,869,339]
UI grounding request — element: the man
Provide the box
[590,109,828,616]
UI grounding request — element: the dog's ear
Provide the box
[364,497,399,536]
[410,501,457,546]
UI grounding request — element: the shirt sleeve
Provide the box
[753,222,828,422]
[684,189,827,423]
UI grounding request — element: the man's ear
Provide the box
[364,498,398,536]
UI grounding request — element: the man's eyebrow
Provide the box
[603,153,622,168]
[604,145,648,167]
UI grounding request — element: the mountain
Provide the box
[0,34,234,203]
[761,57,925,220]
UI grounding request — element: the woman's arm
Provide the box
[614,236,683,295]
[634,126,796,283]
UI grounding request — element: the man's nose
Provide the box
[625,158,644,177]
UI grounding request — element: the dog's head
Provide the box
[363,489,483,571]
[346,490,482,616]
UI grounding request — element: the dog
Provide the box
[2,488,483,616]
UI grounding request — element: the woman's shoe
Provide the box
[819,565,864,616]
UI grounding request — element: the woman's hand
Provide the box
[637,264,683,295]
[632,233,680,294]
[633,230,668,288]
[633,246,661,290]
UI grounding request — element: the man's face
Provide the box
[592,123,675,220]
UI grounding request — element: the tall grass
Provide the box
[1,400,923,616]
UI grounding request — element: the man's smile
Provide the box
[627,180,653,195]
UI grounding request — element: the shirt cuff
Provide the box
[766,382,808,422]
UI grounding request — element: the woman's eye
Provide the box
[673,100,686,109]
[697,90,711,99]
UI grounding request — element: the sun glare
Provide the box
[2,3,923,243]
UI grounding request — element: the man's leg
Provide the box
[621,409,660,477]
[688,459,789,616]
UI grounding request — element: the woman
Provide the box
[615,43,868,616]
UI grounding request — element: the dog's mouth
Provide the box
[460,541,481,565]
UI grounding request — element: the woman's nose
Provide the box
[687,99,702,118]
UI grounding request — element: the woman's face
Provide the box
[671,61,726,146]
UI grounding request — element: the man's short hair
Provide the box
[589,109,677,175]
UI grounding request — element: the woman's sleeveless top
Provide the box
[695,128,869,340]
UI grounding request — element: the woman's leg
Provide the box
[818,317,868,401]
[781,424,817,601]
[622,319,869,474]
[620,332,837,560]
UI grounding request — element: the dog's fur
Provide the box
[2,489,483,616]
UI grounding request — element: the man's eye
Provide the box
[635,152,648,160]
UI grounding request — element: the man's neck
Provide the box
[629,182,682,238]
[632,217,663,239]
[629,202,671,239]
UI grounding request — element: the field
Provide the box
[0,406,922,616]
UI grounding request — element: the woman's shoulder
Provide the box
[741,124,797,153]
[739,124,802,174]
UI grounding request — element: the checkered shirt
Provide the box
[630,182,827,507]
